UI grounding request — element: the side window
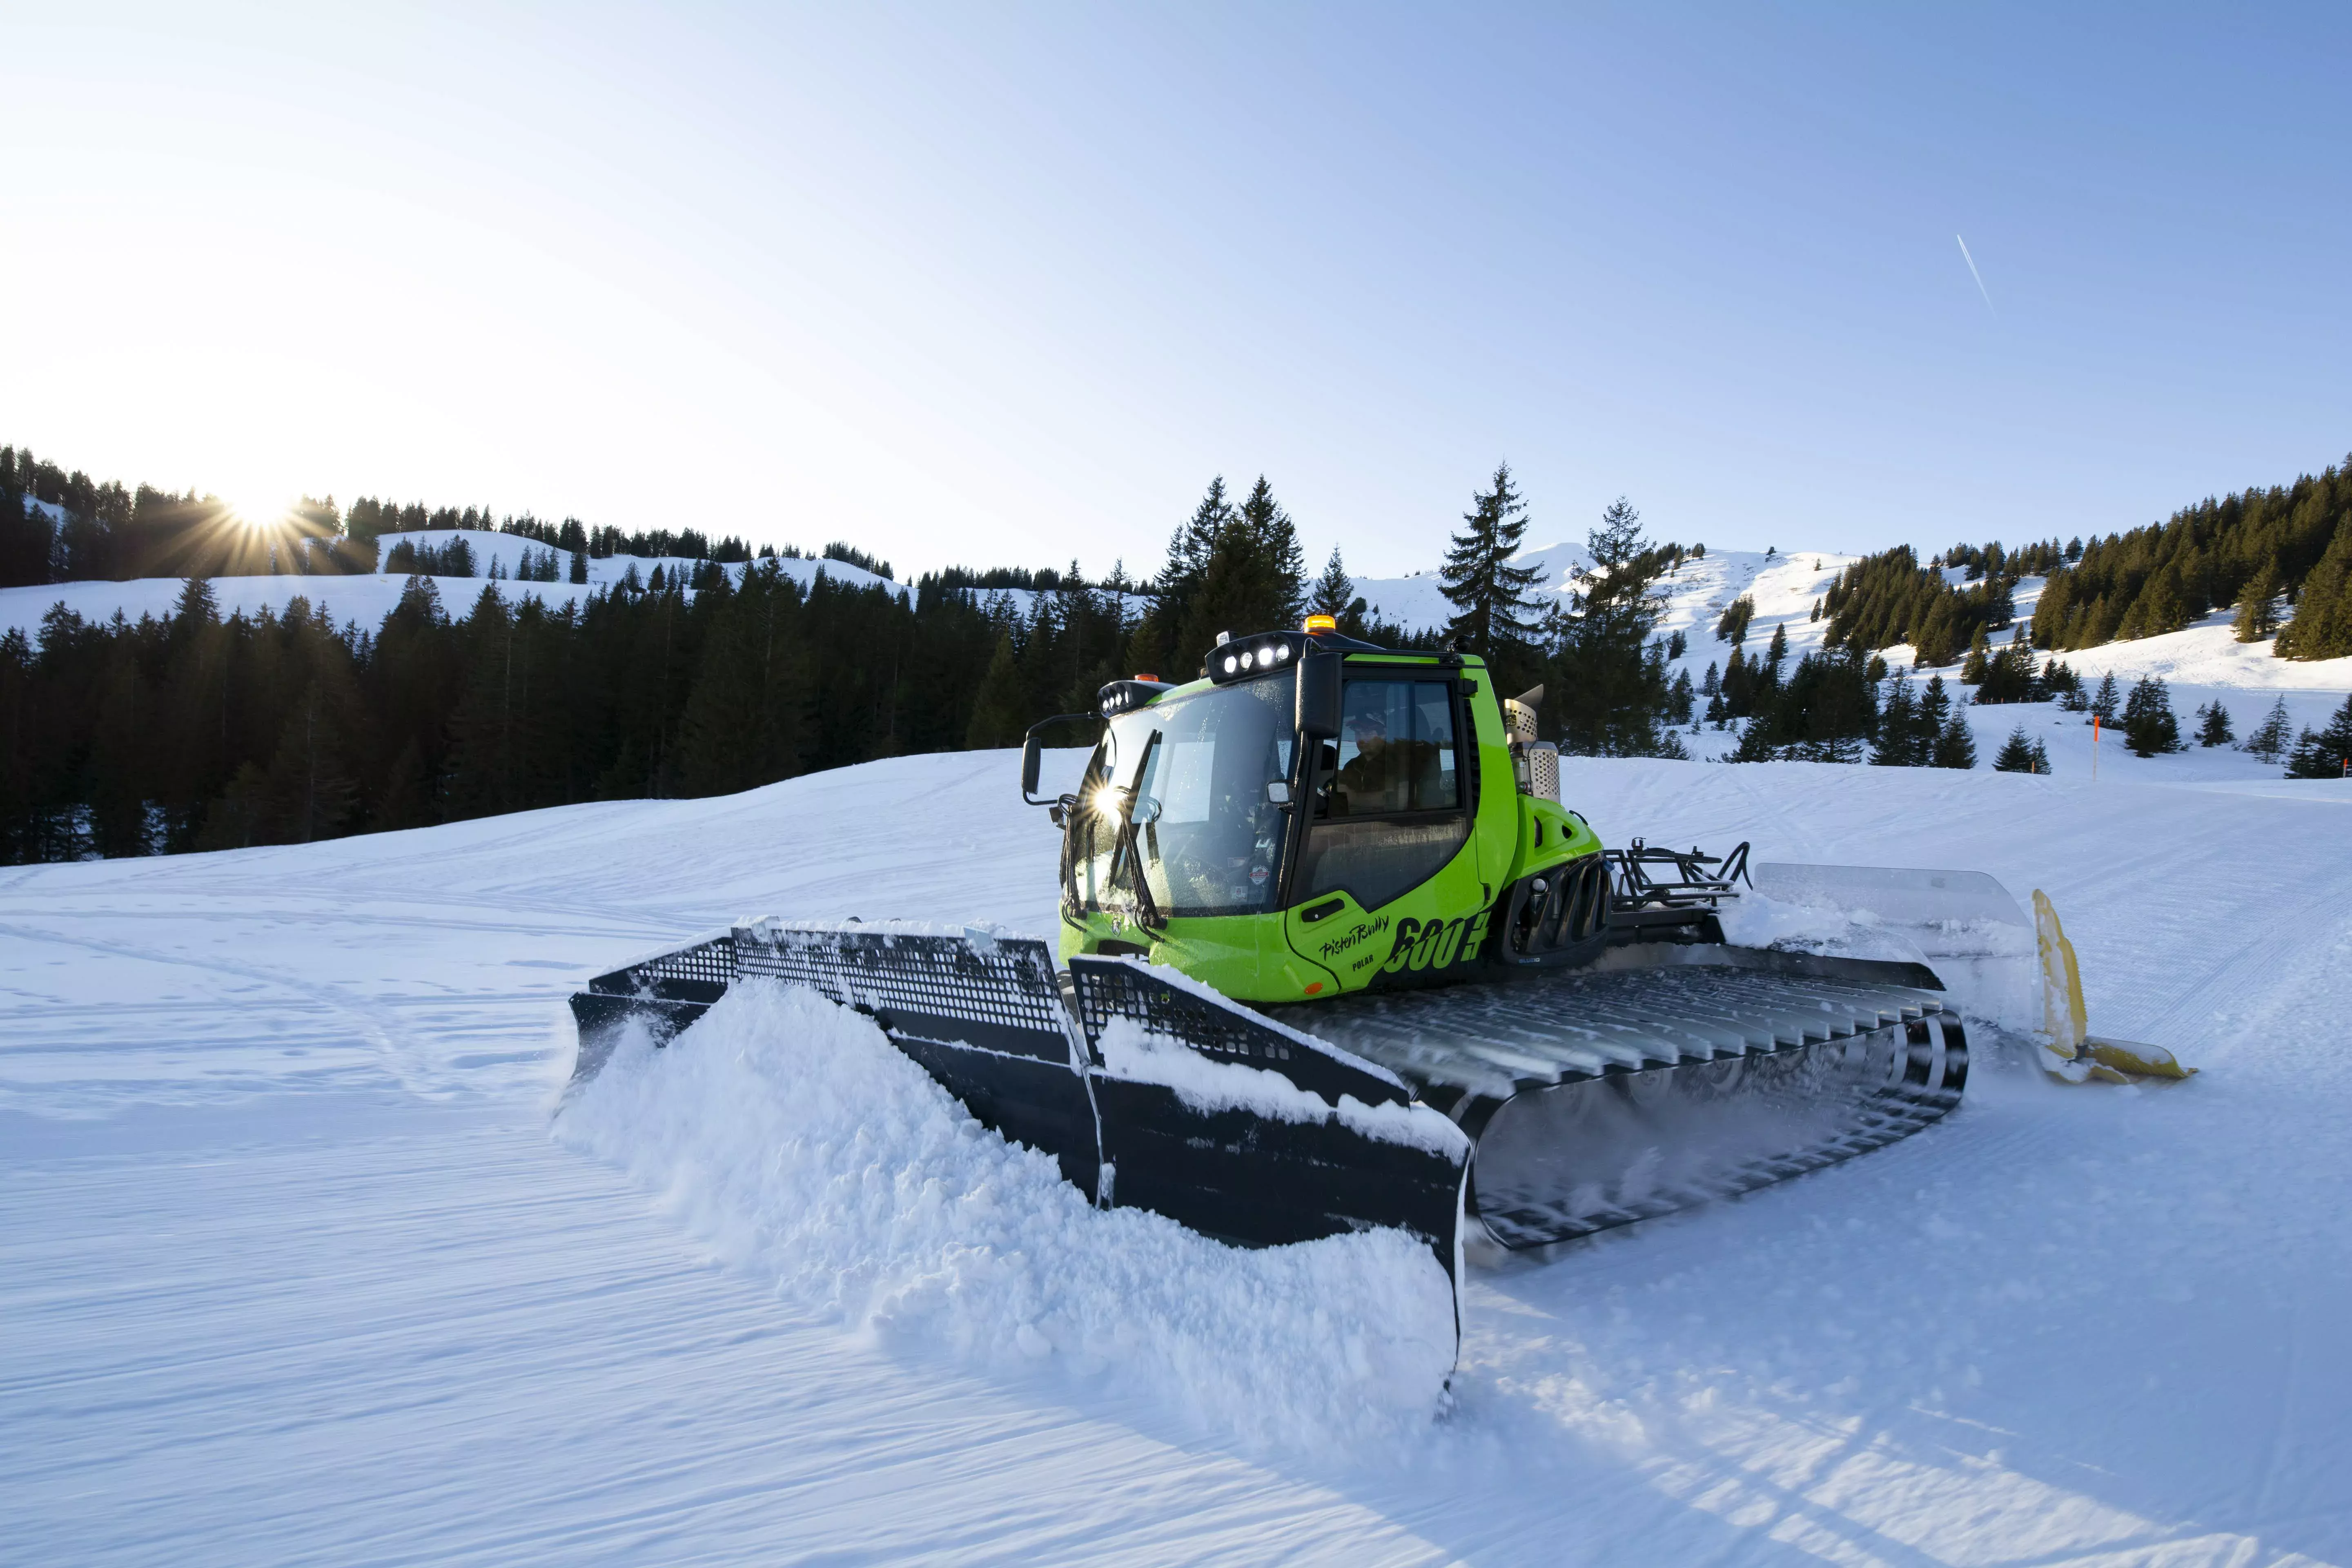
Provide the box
[1325,680,1459,817]
[1299,679,1468,911]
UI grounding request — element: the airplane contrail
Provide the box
[1956,234,1995,314]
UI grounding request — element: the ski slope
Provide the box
[5,748,2350,1564]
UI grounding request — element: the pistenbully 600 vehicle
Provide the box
[570,617,2000,1343]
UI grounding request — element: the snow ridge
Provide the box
[556,980,1459,1454]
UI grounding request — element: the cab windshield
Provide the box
[1068,672,1296,919]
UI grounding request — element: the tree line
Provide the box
[1809,452,2352,668]
[0,558,1144,863]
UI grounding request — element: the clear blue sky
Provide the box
[4,4,2348,579]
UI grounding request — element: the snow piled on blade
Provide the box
[1095,1018,1467,1154]
[556,980,1457,1452]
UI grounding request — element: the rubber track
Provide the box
[1280,966,1966,1249]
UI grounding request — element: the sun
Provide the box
[229,494,294,531]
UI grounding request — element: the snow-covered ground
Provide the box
[6,746,2350,1564]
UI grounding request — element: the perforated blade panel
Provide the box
[584,933,738,1003]
[734,924,1077,1064]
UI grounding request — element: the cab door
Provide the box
[1282,673,1491,991]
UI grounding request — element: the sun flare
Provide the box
[229,494,294,530]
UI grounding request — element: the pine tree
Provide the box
[2232,561,2280,641]
[1309,546,1366,633]
[2276,519,2352,660]
[1127,477,1234,679]
[964,634,1029,748]
[1668,667,1695,724]
[1960,624,1991,684]
[1715,596,1754,645]
[2196,701,2234,747]
[2089,671,2120,722]
[1438,464,1542,666]
[1764,620,1788,674]
[1170,477,1307,677]
[2244,695,2294,762]
[1932,702,1978,769]
[2319,692,2352,764]
[1236,475,1307,628]
[2032,735,2052,773]
[1871,673,1919,765]
[1700,660,1721,697]
[2285,693,2352,777]
[2120,675,2183,756]
[1550,498,1677,755]
[2284,731,2339,778]
[1993,726,2040,773]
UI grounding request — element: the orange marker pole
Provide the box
[2092,713,2099,783]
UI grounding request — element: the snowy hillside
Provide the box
[370,527,908,597]
[1360,543,2352,773]
[6,748,2351,1562]
[0,528,1150,638]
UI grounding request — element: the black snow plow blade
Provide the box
[568,923,1473,1330]
[569,913,1971,1349]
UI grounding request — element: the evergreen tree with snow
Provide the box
[1438,464,1542,668]
[1993,726,2041,773]
[1700,661,1721,697]
[2243,695,2294,762]
[2120,675,2183,756]
[2196,702,2234,747]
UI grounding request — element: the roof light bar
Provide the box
[1205,629,1310,685]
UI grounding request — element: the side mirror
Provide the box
[1131,796,1163,826]
[1297,650,1342,740]
[1021,735,1042,800]
[1266,781,1291,805]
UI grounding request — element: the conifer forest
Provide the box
[3,444,2349,864]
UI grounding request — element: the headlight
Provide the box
[1221,655,1237,674]
[1273,643,1291,663]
